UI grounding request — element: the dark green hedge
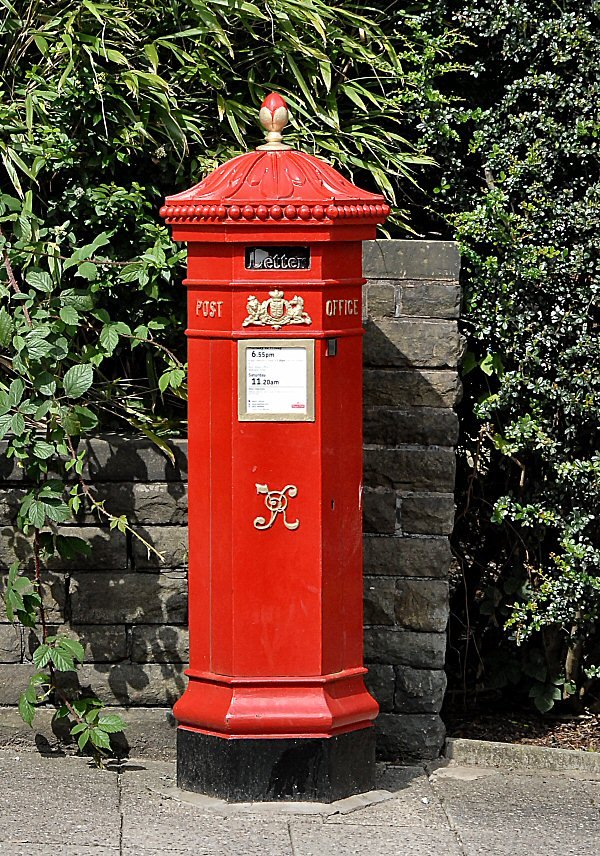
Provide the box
[417,0,600,711]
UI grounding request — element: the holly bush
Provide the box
[418,0,600,711]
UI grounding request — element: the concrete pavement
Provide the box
[0,750,598,855]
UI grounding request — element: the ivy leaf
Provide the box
[17,214,32,242]
[480,354,495,376]
[119,263,143,283]
[73,406,98,431]
[144,42,159,71]
[55,534,91,560]
[63,364,93,398]
[530,682,562,713]
[43,500,70,523]
[158,368,184,393]
[60,408,81,436]
[61,289,94,311]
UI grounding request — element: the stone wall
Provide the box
[0,239,461,761]
[361,240,461,760]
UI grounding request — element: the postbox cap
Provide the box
[160,93,390,228]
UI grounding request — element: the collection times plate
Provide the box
[238,339,315,422]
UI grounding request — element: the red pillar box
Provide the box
[160,93,390,802]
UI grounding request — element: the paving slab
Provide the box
[324,766,447,827]
[430,764,600,832]
[289,820,464,856]
[458,827,599,856]
[119,758,296,854]
[430,764,600,856]
[0,752,120,850]
[120,818,295,856]
[3,748,600,856]
[0,847,119,856]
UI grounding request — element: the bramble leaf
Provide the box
[63,364,93,398]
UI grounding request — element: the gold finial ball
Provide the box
[257,92,292,151]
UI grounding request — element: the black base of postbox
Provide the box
[176,726,376,803]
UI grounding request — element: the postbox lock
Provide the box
[257,92,292,151]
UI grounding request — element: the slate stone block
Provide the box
[0,624,24,663]
[363,239,460,281]
[70,571,187,624]
[364,627,446,668]
[394,579,450,633]
[394,666,447,714]
[85,482,188,525]
[0,488,23,523]
[81,434,188,483]
[55,527,128,570]
[0,664,38,704]
[131,526,188,569]
[364,535,451,578]
[0,525,128,571]
[400,280,461,319]
[363,319,463,369]
[363,369,461,408]
[56,662,187,706]
[130,625,189,663]
[0,528,36,570]
[36,624,129,664]
[0,434,188,484]
[363,489,397,534]
[401,493,455,535]
[364,577,396,626]
[375,713,446,761]
[364,664,395,713]
[364,447,456,492]
[364,281,398,319]
[364,407,459,447]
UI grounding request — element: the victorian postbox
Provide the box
[160,93,390,802]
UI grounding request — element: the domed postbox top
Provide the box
[160,93,390,227]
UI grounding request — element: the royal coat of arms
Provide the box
[242,290,312,330]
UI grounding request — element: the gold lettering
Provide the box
[325,297,360,317]
[196,300,223,318]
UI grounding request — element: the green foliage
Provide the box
[0,1,458,748]
[57,699,127,754]
[420,0,600,710]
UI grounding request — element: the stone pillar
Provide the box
[361,239,462,761]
